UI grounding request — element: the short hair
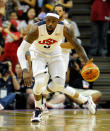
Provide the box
[53,4,65,11]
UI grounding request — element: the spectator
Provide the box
[37,9,46,21]
[64,12,82,44]
[21,0,37,7]
[45,0,73,13]
[14,0,31,20]
[15,62,34,109]
[0,0,6,55]
[14,63,27,109]
[0,61,20,110]
[89,0,110,56]
[24,8,36,35]
[2,0,17,21]
[24,8,46,36]
[9,11,27,37]
[0,0,6,18]
[36,0,46,15]
[14,0,43,20]
[107,21,110,56]
[27,8,36,25]
[0,21,21,72]
[56,0,73,13]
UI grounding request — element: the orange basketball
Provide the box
[81,63,100,82]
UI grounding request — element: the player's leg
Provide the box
[61,86,87,103]
[75,89,102,103]
[42,57,66,109]
[41,50,69,108]
[47,56,66,93]
[31,58,49,122]
[61,85,96,114]
[42,81,96,114]
[59,51,82,104]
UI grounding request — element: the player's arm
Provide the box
[60,41,74,49]
[63,25,89,64]
[25,24,39,43]
[17,24,38,70]
[60,24,75,49]
[17,24,38,86]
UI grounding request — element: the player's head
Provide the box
[46,11,59,32]
[53,4,65,19]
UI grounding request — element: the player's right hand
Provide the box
[23,69,33,87]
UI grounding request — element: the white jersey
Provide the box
[30,21,64,54]
[29,21,65,77]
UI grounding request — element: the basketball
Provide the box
[81,62,100,82]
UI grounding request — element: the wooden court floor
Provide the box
[0,109,110,131]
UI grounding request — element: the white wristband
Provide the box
[17,40,31,70]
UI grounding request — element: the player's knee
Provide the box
[48,76,65,92]
[33,84,42,95]
[33,73,49,95]
[91,90,102,103]
[54,77,65,91]
[35,74,47,87]
[54,76,65,86]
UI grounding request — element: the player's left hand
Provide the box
[23,69,33,87]
[85,58,93,65]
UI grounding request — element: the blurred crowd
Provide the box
[1,0,109,110]
[89,0,110,57]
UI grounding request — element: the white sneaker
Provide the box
[83,96,96,114]
[31,108,42,122]
[0,104,4,110]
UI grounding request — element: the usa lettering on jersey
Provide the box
[38,38,57,45]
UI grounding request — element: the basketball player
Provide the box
[17,11,96,122]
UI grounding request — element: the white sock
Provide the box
[0,104,4,110]
[76,94,88,104]
[43,97,46,105]
[35,99,42,109]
